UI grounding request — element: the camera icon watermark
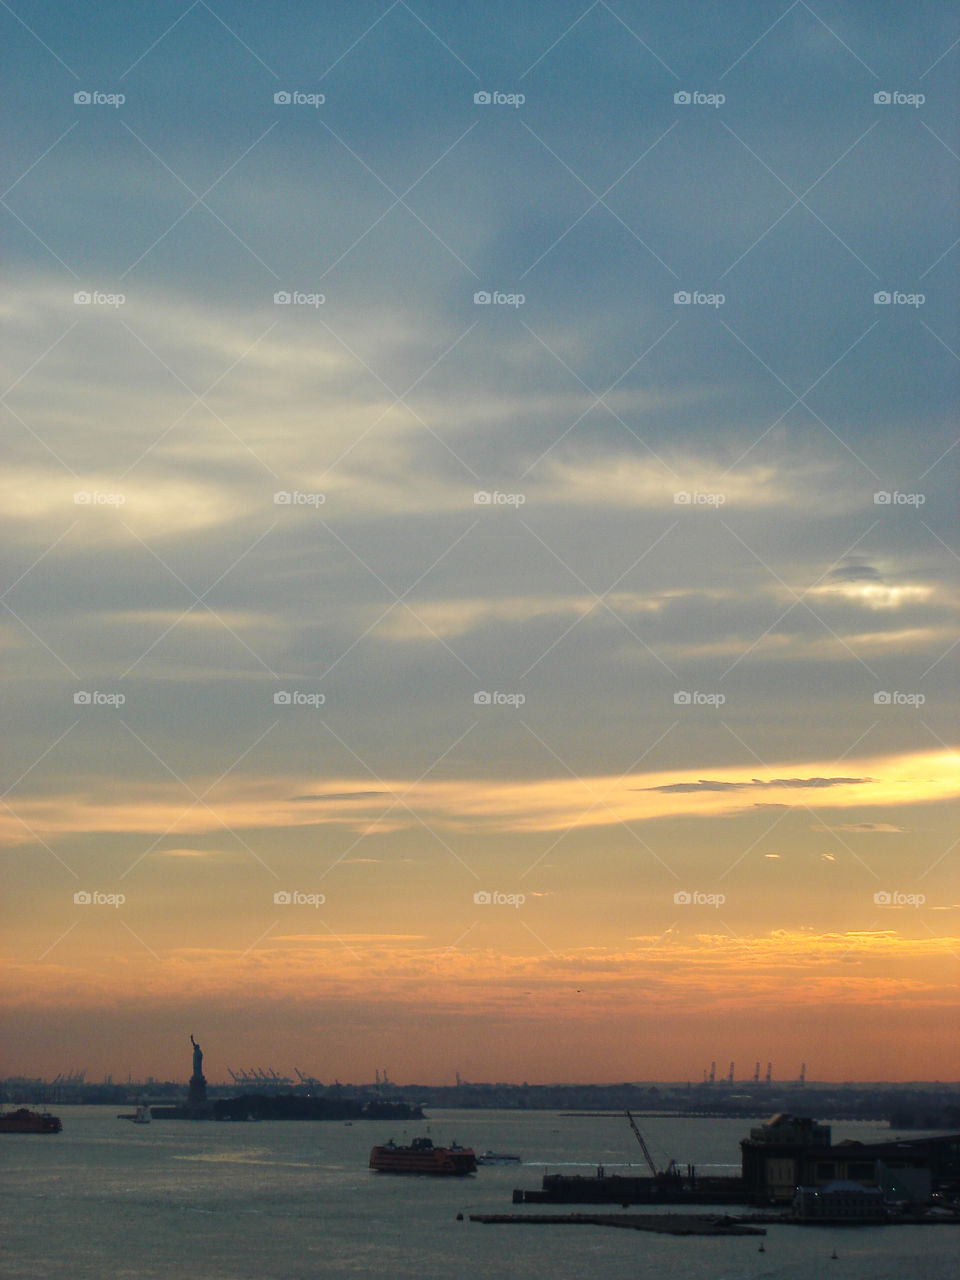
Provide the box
[873,690,925,707]
[874,290,924,307]
[74,490,125,505]
[474,690,525,707]
[474,290,525,307]
[74,90,125,107]
[873,490,925,506]
[674,290,724,308]
[274,90,324,107]
[674,90,724,107]
[473,490,525,506]
[274,889,325,907]
[74,690,125,707]
[473,889,525,907]
[674,890,725,908]
[74,291,125,307]
[473,90,524,107]
[74,889,125,907]
[874,890,924,906]
[673,490,725,506]
[274,690,325,707]
[274,290,324,307]
[674,690,725,707]
[274,490,325,506]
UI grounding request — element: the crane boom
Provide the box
[625,1110,658,1177]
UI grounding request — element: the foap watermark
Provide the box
[874,890,925,907]
[74,890,125,907]
[474,690,525,707]
[274,690,325,708]
[74,291,125,307]
[874,490,925,505]
[473,890,525,907]
[274,290,325,307]
[674,690,725,707]
[873,90,924,108]
[674,490,725,506]
[873,691,925,707]
[74,90,125,107]
[474,290,525,308]
[474,490,525,506]
[473,90,525,107]
[74,690,125,707]
[674,90,725,108]
[874,290,924,307]
[274,90,325,107]
[674,290,725,308]
[74,490,125,505]
[274,490,325,506]
[674,890,725,908]
[274,889,326,907]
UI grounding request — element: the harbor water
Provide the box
[1,1108,954,1278]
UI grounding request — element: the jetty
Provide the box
[471,1212,765,1236]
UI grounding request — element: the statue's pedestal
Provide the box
[151,1043,214,1119]
[188,1074,208,1109]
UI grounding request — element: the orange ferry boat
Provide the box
[369,1136,476,1175]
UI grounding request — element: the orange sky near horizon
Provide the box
[4,916,958,1082]
[3,740,958,1082]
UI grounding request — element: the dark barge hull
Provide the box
[514,1175,747,1206]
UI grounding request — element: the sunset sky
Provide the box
[2,1,958,1084]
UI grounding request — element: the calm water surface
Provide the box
[1,1108,954,1278]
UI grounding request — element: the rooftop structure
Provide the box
[794,1181,886,1221]
[741,1116,948,1205]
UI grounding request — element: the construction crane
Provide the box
[625,1111,681,1181]
[625,1110,658,1177]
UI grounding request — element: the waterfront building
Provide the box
[793,1180,886,1221]
[741,1114,937,1205]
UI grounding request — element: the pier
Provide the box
[471,1213,765,1236]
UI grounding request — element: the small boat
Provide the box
[476,1150,521,1165]
[118,1104,151,1124]
[0,1107,62,1134]
[369,1136,477,1175]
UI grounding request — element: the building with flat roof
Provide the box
[794,1181,886,1221]
[740,1116,944,1206]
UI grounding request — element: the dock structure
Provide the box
[513,1173,745,1206]
[513,1115,960,1209]
[471,1213,765,1236]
